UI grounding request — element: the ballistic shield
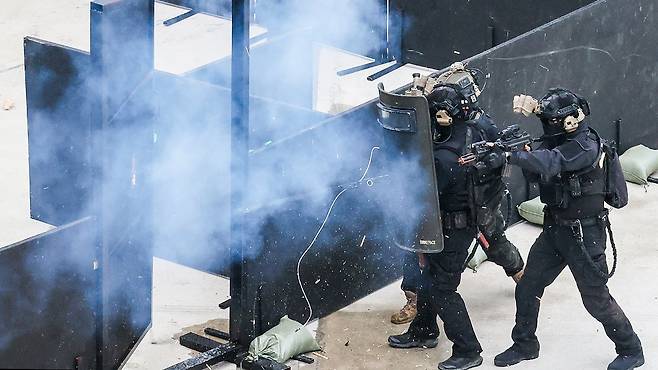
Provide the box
[377,83,444,253]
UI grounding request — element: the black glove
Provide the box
[485,146,507,169]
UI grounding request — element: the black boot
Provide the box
[388,331,438,349]
[438,354,483,370]
[494,345,539,367]
[608,352,645,370]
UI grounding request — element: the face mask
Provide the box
[433,124,452,143]
[541,119,565,137]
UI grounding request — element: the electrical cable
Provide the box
[297,146,379,326]
[359,146,380,182]
[296,187,348,326]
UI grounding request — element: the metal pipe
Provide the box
[367,61,403,81]
[336,60,384,76]
[163,9,197,27]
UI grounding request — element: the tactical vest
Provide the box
[467,113,505,196]
[434,131,470,212]
[434,122,504,212]
[540,129,606,219]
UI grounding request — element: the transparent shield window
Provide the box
[376,103,417,132]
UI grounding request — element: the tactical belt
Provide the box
[547,208,617,279]
[546,208,608,227]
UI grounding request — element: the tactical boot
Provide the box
[608,352,645,370]
[390,291,417,324]
[494,345,539,367]
[438,354,483,370]
[388,330,438,349]
[512,269,525,283]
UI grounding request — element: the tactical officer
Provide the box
[390,64,524,327]
[494,88,644,370]
[388,64,524,370]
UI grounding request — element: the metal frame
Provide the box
[90,1,155,368]
[229,0,251,346]
[336,0,403,80]
[165,343,241,370]
[165,0,262,366]
[166,0,262,367]
[163,9,197,26]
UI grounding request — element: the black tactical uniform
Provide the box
[390,75,525,369]
[495,89,643,370]
[398,111,524,296]
[390,113,524,369]
[394,66,523,331]
[469,112,524,276]
[412,121,488,359]
[400,251,421,292]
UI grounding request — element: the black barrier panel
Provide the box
[25,38,92,227]
[152,72,231,275]
[186,33,315,109]
[249,104,384,193]
[250,96,331,145]
[96,82,154,369]
[399,0,595,70]
[0,219,96,369]
[239,100,438,338]
[248,182,406,332]
[152,71,330,275]
[460,0,658,217]
[90,1,155,368]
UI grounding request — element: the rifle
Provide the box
[458,124,532,168]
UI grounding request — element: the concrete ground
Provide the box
[315,183,658,369]
[1,1,656,369]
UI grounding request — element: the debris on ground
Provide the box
[312,351,328,360]
[1,97,15,111]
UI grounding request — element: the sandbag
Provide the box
[248,316,321,363]
[517,196,545,225]
[619,144,658,185]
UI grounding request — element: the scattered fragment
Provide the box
[2,97,15,111]
[312,351,328,360]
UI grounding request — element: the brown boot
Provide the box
[391,291,417,324]
[512,269,525,283]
